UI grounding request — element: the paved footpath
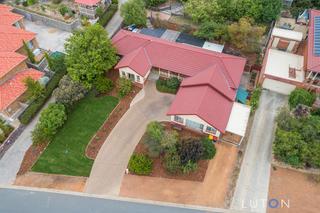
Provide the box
[0,98,55,185]
[231,91,287,213]
[85,82,174,195]
[105,0,128,37]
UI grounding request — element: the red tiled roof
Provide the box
[0,51,27,79]
[0,11,23,25]
[307,9,320,73]
[0,24,35,52]
[167,85,234,133]
[0,68,43,111]
[0,4,13,12]
[112,30,246,132]
[75,0,101,6]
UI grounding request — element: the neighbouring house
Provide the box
[112,30,251,145]
[75,0,111,19]
[0,5,43,121]
[259,9,320,95]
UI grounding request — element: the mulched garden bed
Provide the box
[17,142,48,175]
[85,71,141,159]
[133,122,209,182]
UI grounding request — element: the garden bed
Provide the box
[131,122,210,182]
[85,71,141,159]
[156,78,180,94]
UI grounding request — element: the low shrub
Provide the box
[289,88,316,109]
[250,86,262,113]
[0,120,14,137]
[23,77,44,101]
[156,77,180,94]
[201,137,216,160]
[117,77,132,98]
[19,54,67,124]
[59,5,69,16]
[164,147,181,174]
[98,4,118,27]
[52,0,62,4]
[94,77,114,94]
[32,103,67,145]
[145,0,166,7]
[160,130,179,150]
[128,154,153,175]
[182,160,198,174]
[146,121,164,142]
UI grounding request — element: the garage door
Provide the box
[262,78,296,95]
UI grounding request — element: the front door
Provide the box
[185,119,204,132]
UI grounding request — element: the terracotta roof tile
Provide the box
[75,0,101,6]
[0,11,23,25]
[0,51,27,79]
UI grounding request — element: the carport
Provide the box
[222,102,251,146]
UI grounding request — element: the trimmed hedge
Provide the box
[19,54,67,124]
[97,4,118,27]
[128,154,153,175]
[156,78,180,94]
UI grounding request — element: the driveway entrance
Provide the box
[85,81,174,195]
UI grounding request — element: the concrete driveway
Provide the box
[24,20,71,52]
[85,81,175,195]
[231,90,287,213]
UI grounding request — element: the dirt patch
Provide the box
[15,172,86,192]
[17,142,48,175]
[85,71,141,159]
[268,166,320,213]
[120,142,239,208]
[132,122,208,182]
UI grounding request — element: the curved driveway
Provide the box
[85,81,174,195]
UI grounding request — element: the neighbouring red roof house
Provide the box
[0,24,35,52]
[0,4,13,12]
[75,0,101,6]
[0,69,43,111]
[307,9,320,73]
[0,11,23,25]
[112,30,246,132]
[0,51,27,79]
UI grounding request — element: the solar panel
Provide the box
[314,16,320,56]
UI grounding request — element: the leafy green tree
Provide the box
[259,0,282,23]
[117,77,132,98]
[185,0,223,23]
[228,17,265,52]
[23,77,44,100]
[144,0,166,7]
[120,0,147,27]
[32,103,67,144]
[290,0,319,18]
[288,88,316,109]
[195,21,228,41]
[53,75,88,107]
[65,24,117,88]
[232,0,262,21]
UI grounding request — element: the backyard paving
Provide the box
[14,172,86,192]
[85,81,175,195]
[24,19,71,52]
[268,167,320,213]
[120,142,239,208]
[231,90,287,213]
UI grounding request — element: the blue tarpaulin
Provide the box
[236,87,249,104]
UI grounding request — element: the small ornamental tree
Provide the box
[117,77,132,98]
[32,103,67,144]
[120,0,147,27]
[23,77,44,100]
[288,88,316,109]
[53,75,88,107]
[65,24,117,88]
[201,137,216,160]
[23,40,36,63]
[144,121,164,157]
[228,17,265,52]
[178,139,204,165]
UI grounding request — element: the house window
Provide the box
[174,115,184,124]
[206,126,217,135]
[136,75,140,82]
[121,71,126,78]
[27,41,34,49]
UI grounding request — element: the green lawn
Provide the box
[32,93,119,176]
